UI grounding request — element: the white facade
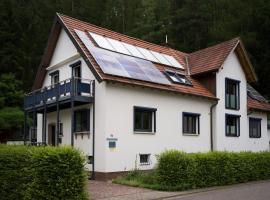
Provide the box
[103,84,212,172]
[213,51,269,152]
[36,28,270,174]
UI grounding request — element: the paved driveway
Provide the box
[88,181,178,200]
[89,180,270,200]
[167,180,270,200]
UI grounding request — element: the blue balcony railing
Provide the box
[24,77,94,109]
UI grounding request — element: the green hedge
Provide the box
[0,145,88,200]
[157,150,270,190]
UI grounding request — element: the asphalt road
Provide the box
[167,181,270,200]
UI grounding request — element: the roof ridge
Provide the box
[57,13,186,55]
[189,37,240,56]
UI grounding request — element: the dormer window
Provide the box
[225,78,240,110]
[49,70,59,85]
[165,71,192,86]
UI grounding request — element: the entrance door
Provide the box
[48,124,56,146]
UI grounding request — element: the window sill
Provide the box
[74,131,90,135]
[225,107,240,111]
[183,133,199,136]
[134,131,155,135]
[225,135,240,137]
[139,163,150,166]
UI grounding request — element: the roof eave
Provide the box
[248,107,270,113]
[105,78,218,102]
[32,13,104,91]
[32,15,61,90]
[56,13,103,83]
[236,39,258,83]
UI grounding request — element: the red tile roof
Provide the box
[58,14,217,100]
[188,38,240,75]
[248,97,270,112]
[33,13,267,108]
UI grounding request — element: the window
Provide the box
[87,156,93,164]
[249,118,261,138]
[72,65,81,78]
[165,71,192,86]
[59,123,63,136]
[182,112,200,135]
[50,70,59,85]
[74,109,90,132]
[226,114,240,137]
[134,106,156,133]
[225,78,240,110]
[139,154,150,165]
[70,61,82,95]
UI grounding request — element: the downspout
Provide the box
[91,80,96,180]
[210,101,218,151]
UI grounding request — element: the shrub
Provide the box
[0,145,88,200]
[157,150,270,190]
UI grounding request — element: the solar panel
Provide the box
[89,47,129,77]
[136,59,170,85]
[247,84,267,102]
[88,31,184,69]
[122,42,145,59]
[136,47,159,62]
[89,47,170,85]
[162,54,184,69]
[118,56,151,82]
[89,32,115,51]
[150,51,171,66]
[74,29,94,51]
[106,38,131,55]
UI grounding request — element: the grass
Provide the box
[113,151,270,192]
[112,169,185,191]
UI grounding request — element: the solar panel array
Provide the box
[89,47,170,85]
[74,29,94,52]
[88,32,184,69]
[247,84,267,102]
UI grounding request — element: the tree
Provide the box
[0,74,24,133]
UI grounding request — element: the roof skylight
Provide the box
[165,71,192,86]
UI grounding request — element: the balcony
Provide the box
[24,77,94,112]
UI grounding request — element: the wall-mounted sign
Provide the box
[106,137,118,148]
[109,141,116,148]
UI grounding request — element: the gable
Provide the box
[220,51,246,81]
[189,38,257,83]
[234,41,257,83]
[49,29,78,67]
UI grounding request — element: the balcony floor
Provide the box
[25,95,93,113]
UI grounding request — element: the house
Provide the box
[24,13,270,180]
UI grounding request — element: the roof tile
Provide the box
[188,38,239,75]
[248,97,270,112]
[59,14,217,100]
